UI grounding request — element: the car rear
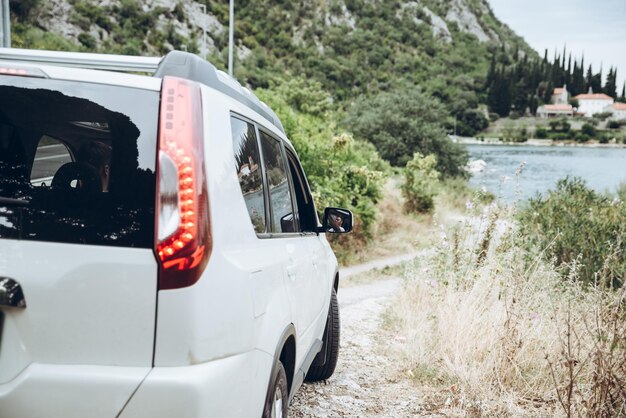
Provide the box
[0,65,160,417]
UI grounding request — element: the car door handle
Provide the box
[0,277,26,308]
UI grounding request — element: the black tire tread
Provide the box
[305,288,340,381]
[262,361,289,418]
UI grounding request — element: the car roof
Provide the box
[0,48,285,135]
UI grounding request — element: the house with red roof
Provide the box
[537,104,574,118]
[603,102,626,120]
[551,85,569,105]
[573,89,614,117]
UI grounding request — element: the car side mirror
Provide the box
[321,207,353,233]
[280,212,295,233]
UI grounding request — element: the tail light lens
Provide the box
[156,76,211,290]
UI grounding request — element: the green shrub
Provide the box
[456,109,489,137]
[550,132,570,141]
[401,153,440,213]
[78,33,97,49]
[581,122,596,137]
[592,112,612,121]
[9,0,41,21]
[519,177,626,288]
[11,23,79,51]
[345,87,468,177]
[255,78,387,238]
[574,131,590,142]
[535,126,548,139]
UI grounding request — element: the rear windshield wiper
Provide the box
[0,197,30,207]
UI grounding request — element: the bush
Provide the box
[519,177,626,288]
[78,33,97,49]
[535,126,548,138]
[574,131,590,142]
[401,153,440,213]
[581,122,596,137]
[8,0,41,21]
[255,78,387,239]
[345,87,468,178]
[592,111,612,121]
[550,132,570,141]
[456,109,489,137]
[608,120,621,129]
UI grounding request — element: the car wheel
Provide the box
[305,287,340,382]
[263,361,288,418]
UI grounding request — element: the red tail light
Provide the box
[156,76,211,290]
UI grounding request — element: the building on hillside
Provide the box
[573,88,614,117]
[537,104,574,118]
[551,85,569,105]
[603,102,626,120]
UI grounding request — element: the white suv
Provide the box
[0,48,352,418]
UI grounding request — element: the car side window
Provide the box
[231,116,266,233]
[285,150,318,232]
[30,137,73,187]
[259,131,297,233]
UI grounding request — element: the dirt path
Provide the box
[290,257,425,417]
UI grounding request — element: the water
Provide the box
[465,144,626,202]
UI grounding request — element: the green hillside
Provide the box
[7,0,536,251]
[10,0,534,130]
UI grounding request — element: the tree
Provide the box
[604,67,617,99]
[345,87,468,177]
[585,64,593,92]
[9,0,41,21]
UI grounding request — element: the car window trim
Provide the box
[230,112,270,235]
[230,112,307,239]
[257,127,300,235]
[284,145,321,230]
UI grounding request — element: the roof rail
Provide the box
[0,48,161,72]
[154,51,285,134]
[0,48,285,134]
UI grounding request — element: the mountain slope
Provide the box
[11,0,535,105]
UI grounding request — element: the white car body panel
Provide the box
[0,241,157,414]
[0,54,340,417]
[0,364,149,418]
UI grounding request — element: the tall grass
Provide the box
[386,201,626,416]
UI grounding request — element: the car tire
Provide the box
[305,287,340,382]
[263,360,289,418]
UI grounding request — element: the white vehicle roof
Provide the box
[0,48,285,134]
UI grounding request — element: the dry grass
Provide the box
[385,203,626,417]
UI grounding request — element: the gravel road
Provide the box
[290,256,425,417]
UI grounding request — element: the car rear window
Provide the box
[0,75,158,248]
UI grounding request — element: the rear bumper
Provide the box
[119,350,273,418]
[0,363,150,418]
[0,350,273,418]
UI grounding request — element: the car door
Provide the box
[284,148,329,332]
[0,76,159,412]
[257,131,321,353]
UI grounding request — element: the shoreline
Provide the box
[451,136,626,148]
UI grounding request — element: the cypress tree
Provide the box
[586,64,593,92]
[604,67,617,98]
